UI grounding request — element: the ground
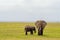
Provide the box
[0,22,60,40]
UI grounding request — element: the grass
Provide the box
[0,22,60,40]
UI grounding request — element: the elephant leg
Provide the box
[38,30,41,35]
[40,28,43,35]
[30,30,33,35]
[38,27,41,35]
[38,28,43,35]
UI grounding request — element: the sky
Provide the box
[0,0,60,22]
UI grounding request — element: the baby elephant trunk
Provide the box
[34,29,36,33]
[32,27,36,33]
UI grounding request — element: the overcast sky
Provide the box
[0,0,60,22]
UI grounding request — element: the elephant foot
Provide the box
[38,34,43,36]
[38,31,43,36]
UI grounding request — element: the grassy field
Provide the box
[0,22,60,40]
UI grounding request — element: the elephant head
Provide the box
[35,20,47,29]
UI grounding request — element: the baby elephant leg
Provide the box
[25,31,28,35]
[30,30,33,35]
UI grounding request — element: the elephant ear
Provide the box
[35,20,42,28]
[40,20,47,29]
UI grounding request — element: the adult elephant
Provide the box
[35,20,47,35]
[25,25,36,35]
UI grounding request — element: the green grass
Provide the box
[0,22,60,40]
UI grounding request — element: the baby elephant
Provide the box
[25,25,36,35]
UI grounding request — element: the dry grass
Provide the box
[0,22,60,40]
